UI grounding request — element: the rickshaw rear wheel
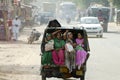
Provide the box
[80,75,85,80]
[41,73,46,80]
[96,35,100,38]
[42,75,46,80]
[100,35,103,38]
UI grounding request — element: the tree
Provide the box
[109,0,120,8]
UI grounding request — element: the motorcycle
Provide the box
[28,29,41,44]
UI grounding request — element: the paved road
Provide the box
[86,33,120,80]
[0,22,120,80]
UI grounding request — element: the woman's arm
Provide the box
[52,30,61,35]
[63,30,69,35]
[73,43,77,48]
[52,30,61,38]
[45,38,48,43]
[81,39,85,47]
[63,30,69,38]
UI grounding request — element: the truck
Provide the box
[58,2,77,20]
[87,6,110,32]
[35,2,56,25]
[42,2,56,16]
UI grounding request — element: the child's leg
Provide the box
[58,49,65,65]
[76,50,87,69]
[81,50,87,64]
[71,50,76,69]
[76,50,82,66]
[65,51,71,72]
[68,51,76,73]
[52,50,59,65]
[41,52,48,65]
[84,53,90,65]
[47,52,52,65]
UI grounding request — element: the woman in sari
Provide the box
[52,32,65,65]
[75,33,87,70]
[65,32,76,73]
[41,33,54,65]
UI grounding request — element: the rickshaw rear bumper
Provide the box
[40,65,86,78]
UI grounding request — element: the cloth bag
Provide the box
[45,40,54,51]
[65,43,74,52]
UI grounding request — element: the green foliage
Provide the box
[24,0,33,4]
[112,0,120,8]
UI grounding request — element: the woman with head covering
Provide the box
[65,32,76,73]
[52,31,65,65]
[75,33,87,70]
[41,33,54,66]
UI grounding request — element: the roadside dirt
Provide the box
[0,26,44,80]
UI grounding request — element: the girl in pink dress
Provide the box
[75,33,87,70]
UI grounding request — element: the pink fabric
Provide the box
[76,50,87,66]
[52,49,64,65]
[76,38,84,47]
[76,38,87,66]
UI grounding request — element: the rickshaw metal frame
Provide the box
[40,27,90,80]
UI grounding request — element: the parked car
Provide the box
[79,17,103,38]
[36,12,55,25]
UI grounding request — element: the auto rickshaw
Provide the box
[40,20,90,80]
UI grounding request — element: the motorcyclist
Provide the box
[97,10,104,22]
[28,29,41,44]
[31,29,41,41]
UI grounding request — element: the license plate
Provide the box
[76,70,83,75]
[60,67,68,73]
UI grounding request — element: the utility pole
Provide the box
[109,2,113,22]
[108,0,113,22]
